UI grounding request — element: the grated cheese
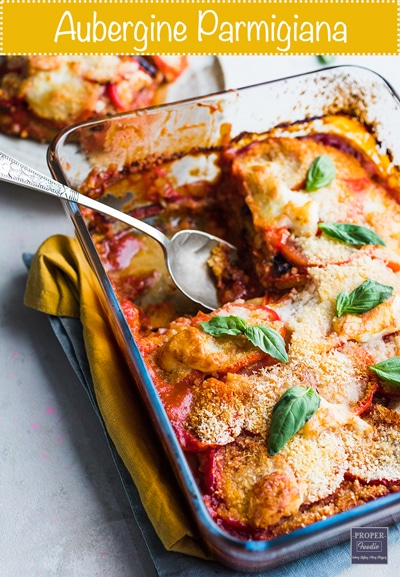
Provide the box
[136,126,400,535]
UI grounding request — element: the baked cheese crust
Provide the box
[220,132,400,290]
[80,114,400,540]
[0,55,187,142]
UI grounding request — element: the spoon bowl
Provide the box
[0,150,235,310]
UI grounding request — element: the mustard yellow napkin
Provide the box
[24,233,211,560]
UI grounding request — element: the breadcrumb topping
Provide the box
[87,119,400,538]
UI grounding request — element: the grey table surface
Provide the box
[0,180,159,576]
[2,56,400,577]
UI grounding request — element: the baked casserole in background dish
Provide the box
[48,66,400,571]
[0,55,187,142]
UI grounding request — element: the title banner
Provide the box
[0,0,398,55]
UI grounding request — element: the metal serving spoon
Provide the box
[0,151,235,310]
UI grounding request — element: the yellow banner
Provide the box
[0,0,398,56]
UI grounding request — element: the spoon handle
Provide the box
[0,150,169,251]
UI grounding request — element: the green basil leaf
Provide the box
[317,55,336,65]
[336,278,393,317]
[268,386,321,455]
[244,325,288,364]
[318,222,386,247]
[199,315,248,336]
[369,357,400,386]
[200,315,288,363]
[305,155,336,192]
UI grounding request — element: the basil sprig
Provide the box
[336,278,393,318]
[318,222,386,247]
[199,315,288,363]
[268,386,321,455]
[306,155,336,192]
[317,55,336,65]
[369,357,400,386]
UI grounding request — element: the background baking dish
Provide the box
[47,65,400,573]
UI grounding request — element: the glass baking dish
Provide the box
[47,65,400,572]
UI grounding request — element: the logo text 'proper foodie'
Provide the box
[351,527,388,564]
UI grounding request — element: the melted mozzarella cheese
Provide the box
[241,163,320,235]
[22,66,102,122]
[334,295,400,342]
